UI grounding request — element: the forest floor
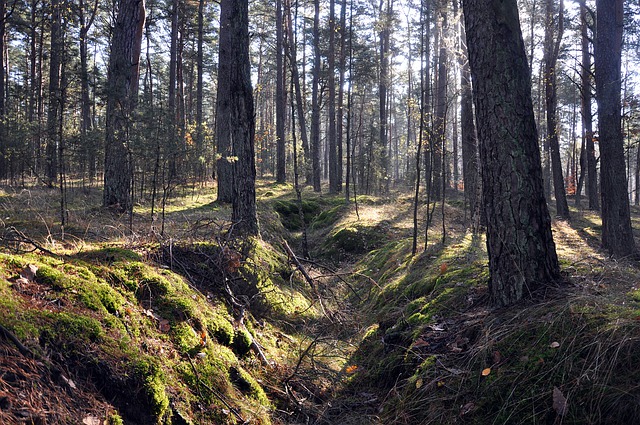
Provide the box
[0,180,640,424]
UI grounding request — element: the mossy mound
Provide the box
[0,243,294,424]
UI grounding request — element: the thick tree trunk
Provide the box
[218,0,258,235]
[103,0,145,212]
[595,0,636,257]
[543,0,570,219]
[463,0,561,307]
[216,0,235,202]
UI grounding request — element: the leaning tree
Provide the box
[462,0,561,307]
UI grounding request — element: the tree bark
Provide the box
[595,0,636,257]
[218,0,258,235]
[463,0,561,307]
[103,0,145,212]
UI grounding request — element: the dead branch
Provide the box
[0,324,34,357]
[281,239,316,291]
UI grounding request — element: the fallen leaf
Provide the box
[346,365,358,374]
[413,338,429,348]
[552,386,568,416]
[439,263,448,274]
[415,378,423,388]
[481,368,491,376]
[437,380,445,387]
[550,341,560,348]
[82,416,101,425]
[460,402,476,416]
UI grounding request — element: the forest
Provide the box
[0,0,640,423]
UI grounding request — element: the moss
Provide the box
[172,322,201,354]
[273,199,321,231]
[232,328,253,357]
[133,358,170,421]
[205,311,234,346]
[40,312,104,347]
[107,414,124,425]
[76,247,142,264]
[36,264,72,290]
[229,365,270,407]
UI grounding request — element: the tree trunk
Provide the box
[543,0,570,219]
[311,0,321,192]
[284,0,311,187]
[579,0,599,211]
[459,13,479,227]
[328,0,339,193]
[218,0,258,235]
[103,0,145,212]
[378,0,391,193]
[79,0,99,184]
[595,0,636,257]
[433,6,447,200]
[463,0,561,307]
[46,0,63,187]
[196,0,204,179]
[276,0,286,183]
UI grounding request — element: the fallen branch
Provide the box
[2,227,61,257]
[281,240,315,291]
[0,323,34,357]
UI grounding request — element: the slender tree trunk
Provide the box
[168,0,179,178]
[459,11,479,227]
[463,0,560,307]
[285,0,311,186]
[103,0,145,212]
[216,0,234,202]
[337,0,347,193]
[196,0,205,180]
[433,6,447,199]
[378,0,391,193]
[579,0,599,211]
[46,0,63,187]
[328,0,339,193]
[311,0,321,192]
[276,0,286,183]
[543,0,569,218]
[79,0,99,184]
[595,0,636,257]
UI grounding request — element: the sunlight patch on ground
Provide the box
[552,219,604,263]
